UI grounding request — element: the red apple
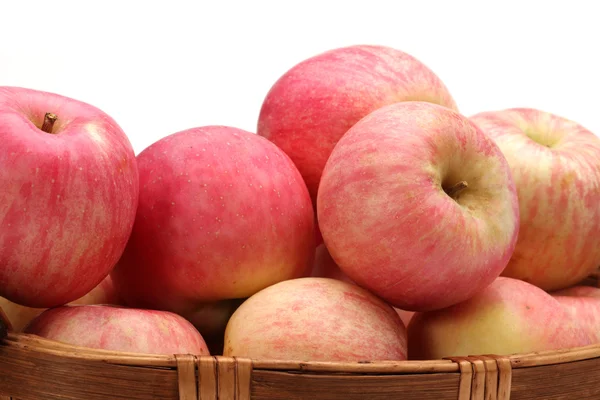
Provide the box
[408,277,592,360]
[317,101,520,312]
[257,45,458,206]
[224,277,407,362]
[0,275,123,333]
[470,108,600,291]
[0,86,139,308]
[310,243,353,283]
[552,285,600,298]
[110,126,315,317]
[553,287,600,343]
[24,305,209,356]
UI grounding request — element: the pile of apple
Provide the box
[2,44,600,363]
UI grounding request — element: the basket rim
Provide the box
[4,331,600,374]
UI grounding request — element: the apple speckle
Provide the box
[51,179,55,183]
[171,202,175,206]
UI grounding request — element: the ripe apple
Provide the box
[310,243,353,283]
[552,285,600,298]
[24,305,209,356]
[317,101,520,312]
[110,126,315,317]
[0,275,122,333]
[553,287,600,342]
[470,108,600,292]
[408,277,592,360]
[224,277,407,362]
[0,86,139,308]
[257,45,458,206]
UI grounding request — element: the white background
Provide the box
[2,0,599,154]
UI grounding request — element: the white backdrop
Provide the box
[2,0,599,154]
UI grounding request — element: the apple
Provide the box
[310,243,353,283]
[553,287,600,342]
[407,277,592,360]
[257,45,458,206]
[0,275,122,333]
[552,285,600,298]
[224,277,407,362]
[317,101,520,312]
[110,126,315,317]
[24,305,209,356]
[470,108,600,292]
[0,86,139,308]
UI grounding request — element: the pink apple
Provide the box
[110,126,315,317]
[224,277,407,362]
[0,86,139,308]
[24,305,209,356]
[317,101,520,312]
[553,286,600,343]
[470,108,600,291]
[310,243,353,283]
[552,285,600,298]
[0,275,123,333]
[408,277,592,360]
[257,45,458,206]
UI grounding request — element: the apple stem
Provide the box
[446,181,468,198]
[41,113,58,134]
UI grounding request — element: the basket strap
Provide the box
[195,356,253,400]
[445,355,512,400]
[176,354,199,400]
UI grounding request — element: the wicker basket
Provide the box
[2,275,600,400]
[1,325,600,399]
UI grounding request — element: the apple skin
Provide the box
[408,277,592,360]
[553,287,600,342]
[0,275,123,333]
[24,305,209,356]
[224,277,407,362]
[0,86,139,308]
[258,45,458,207]
[552,285,600,298]
[110,126,315,316]
[310,243,354,283]
[317,101,520,312]
[470,108,600,292]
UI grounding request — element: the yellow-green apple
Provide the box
[0,275,123,333]
[552,286,600,343]
[110,126,315,326]
[408,277,592,359]
[257,45,458,245]
[0,86,139,308]
[317,101,520,312]
[470,108,600,291]
[24,305,209,356]
[223,277,407,362]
